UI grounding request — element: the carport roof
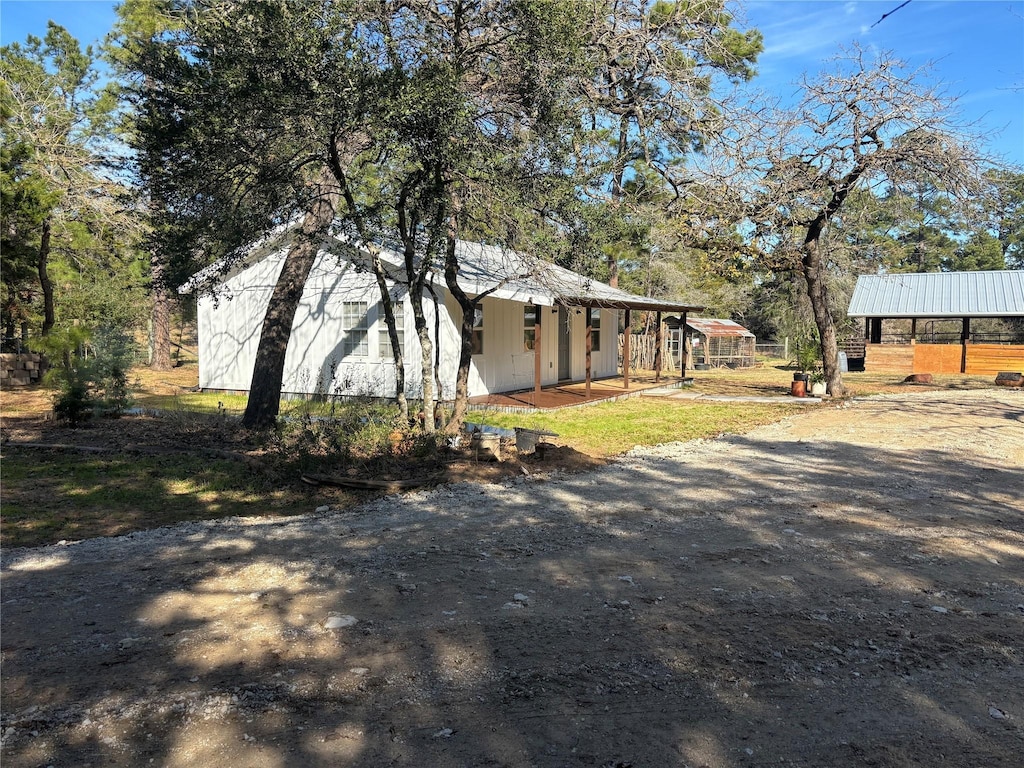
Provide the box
[847,271,1024,318]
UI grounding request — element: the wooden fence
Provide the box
[963,344,1024,375]
[617,334,677,372]
[865,343,1024,376]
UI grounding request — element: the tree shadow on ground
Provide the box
[2,406,1022,767]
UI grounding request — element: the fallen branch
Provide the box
[300,473,442,492]
[2,442,113,453]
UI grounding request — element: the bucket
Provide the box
[472,432,501,461]
[515,428,540,454]
[790,380,806,398]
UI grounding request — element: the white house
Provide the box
[184,223,700,401]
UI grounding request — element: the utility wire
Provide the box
[871,0,913,29]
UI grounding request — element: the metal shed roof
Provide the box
[847,271,1024,318]
[675,317,754,337]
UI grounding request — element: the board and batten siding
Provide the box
[198,246,622,399]
[434,297,619,398]
[439,295,547,398]
[198,247,427,398]
[568,307,617,382]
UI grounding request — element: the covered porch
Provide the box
[467,373,683,412]
[505,295,704,410]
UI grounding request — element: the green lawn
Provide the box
[0,452,306,548]
[472,397,806,457]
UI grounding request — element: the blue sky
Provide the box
[2,0,1022,165]
[743,1,1024,165]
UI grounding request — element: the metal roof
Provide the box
[182,221,704,314]
[847,271,1024,318]
[685,318,754,338]
[454,241,702,313]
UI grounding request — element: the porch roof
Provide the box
[454,241,703,313]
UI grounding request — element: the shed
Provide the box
[664,317,756,370]
[846,270,1024,375]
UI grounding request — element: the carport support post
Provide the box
[534,304,542,403]
[585,306,593,398]
[622,309,631,389]
[960,317,970,373]
[654,311,663,383]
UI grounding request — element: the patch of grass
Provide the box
[0,451,343,549]
[138,391,249,416]
[139,391,354,419]
[473,398,806,457]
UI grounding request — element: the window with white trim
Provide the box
[590,308,602,352]
[471,304,484,355]
[341,301,369,357]
[524,306,537,351]
[378,301,405,358]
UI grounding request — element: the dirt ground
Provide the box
[2,388,1023,767]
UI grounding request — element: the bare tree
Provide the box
[729,46,987,395]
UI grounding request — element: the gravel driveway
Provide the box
[2,388,1023,767]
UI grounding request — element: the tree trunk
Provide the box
[405,264,434,433]
[368,246,408,422]
[442,201,476,435]
[801,236,846,397]
[400,227,433,433]
[242,173,338,429]
[149,252,173,371]
[413,294,434,432]
[38,217,55,335]
[329,139,406,420]
[443,288,475,435]
[431,281,444,420]
[606,114,630,288]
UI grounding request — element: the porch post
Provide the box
[534,304,542,402]
[585,306,593,398]
[654,310,663,383]
[622,308,631,389]
[910,318,917,344]
[680,311,688,379]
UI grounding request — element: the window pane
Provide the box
[524,329,536,351]
[591,308,601,352]
[471,304,483,355]
[524,306,535,350]
[342,301,368,357]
